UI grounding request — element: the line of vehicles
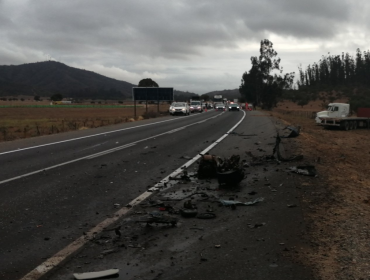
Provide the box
[169,100,246,116]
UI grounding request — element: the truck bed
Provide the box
[318,117,370,130]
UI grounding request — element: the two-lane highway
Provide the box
[0,109,245,280]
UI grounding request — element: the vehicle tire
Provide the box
[349,121,354,130]
[180,208,198,218]
[353,121,357,130]
[342,121,349,131]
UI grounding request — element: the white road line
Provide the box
[149,110,246,191]
[166,127,186,134]
[85,143,136,159]
[0,113,221,185]
[19,110,245,280]
[0,112,211,156]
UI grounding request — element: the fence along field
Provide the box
[0,101,170,142]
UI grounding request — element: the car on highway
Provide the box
[169,102,190,115]
[228,103,240,111]
[215,103,226,111]
[189,101,203,113]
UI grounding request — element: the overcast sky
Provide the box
[1,0,369,94]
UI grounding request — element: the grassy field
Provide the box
[0,100,170,141]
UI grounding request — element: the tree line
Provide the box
[297,49,370,88]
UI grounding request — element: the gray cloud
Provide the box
[0,0,368,93]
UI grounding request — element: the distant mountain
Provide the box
[0,61,136,100]
[0,61,217,101]
[0,61,201,100]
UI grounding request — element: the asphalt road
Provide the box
[0,110,247,280]
[45,109,316,280]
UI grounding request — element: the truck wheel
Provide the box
[353,121,357,130]
[342,121,350,131]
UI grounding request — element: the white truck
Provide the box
[315,103,370,130]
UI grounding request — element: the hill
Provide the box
[0,61,137,100]
[0,61,199,100]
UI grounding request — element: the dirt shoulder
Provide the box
[270,107,370,279]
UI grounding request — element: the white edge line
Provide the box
[18,110,244,280]
[149,110,246,191]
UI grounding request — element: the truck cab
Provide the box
[315,103,350,124]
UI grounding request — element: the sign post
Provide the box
[133,87,174,116]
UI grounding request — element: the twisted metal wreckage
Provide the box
[130,126,316,227]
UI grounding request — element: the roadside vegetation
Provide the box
[270,100,370,279]
[0,100,169,142]
[283,48,370,112]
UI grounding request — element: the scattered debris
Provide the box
[217,169,244,186]
[227,132,257,137]
[248,223,266,229]
[197,154,246,186]
[287,204,298,208]
[197,154,221,179]
[200,251,208,261]
[281,126,301,138]
[180,155,192,160]
[101,249,118,255]
[197,213,216,219]
[217,155,245,186]
[272,134,304,162]
[219,197,264,206]
[180,208,198,218]
[135,211,178,227]
[288,165,317,177]
[73,268,119,280]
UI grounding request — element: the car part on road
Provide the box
[219,197,264,206]
[196,213,216,219]
[197,154,222,179]
[281,126,301,138]
[135,211,178,227]
[73,268,119,280]
[288,165,317,176]
[248,222,266,229]
[198,154,246,186]
[217,169,244,186]
[272,134,304,162]
[180,208,198,218]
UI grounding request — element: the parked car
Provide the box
[189,101,203,113]
[215,103,226,111]
[228,103,240,111]
[169,102,190,115]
